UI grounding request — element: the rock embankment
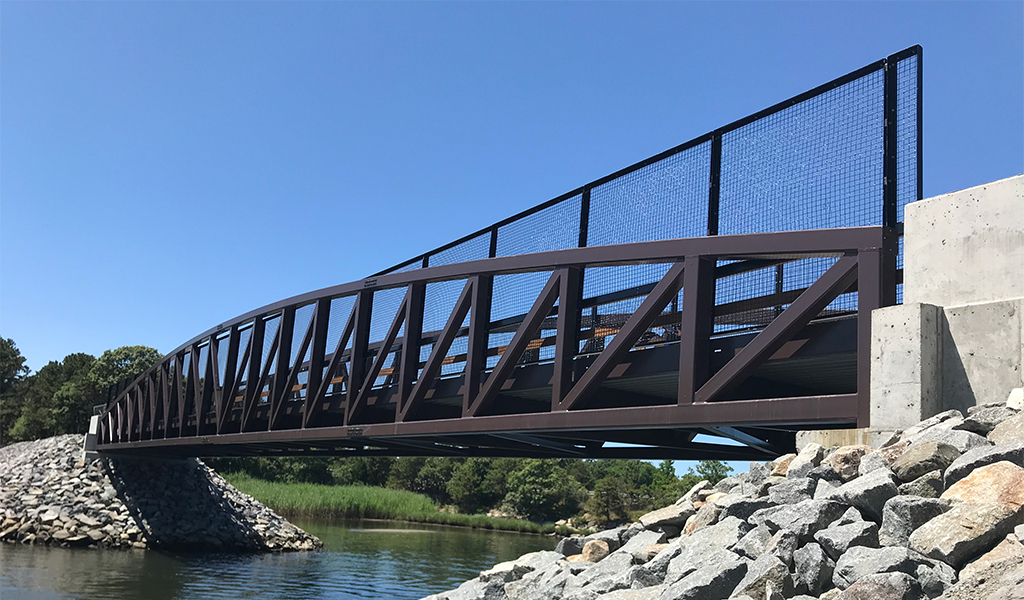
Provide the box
[0,435,321,552]
[425,392,1024,600]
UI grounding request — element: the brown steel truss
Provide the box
[97,226,898,460]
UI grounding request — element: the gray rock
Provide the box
[806,464,845,484]
[814,521,879,561]
[833,546,927,590]
[505,563,573,600]
[909,501,1020,569]
[831,468,901,522]
[587,563,663,596]
[621,522,646,544]
[955,405,1019,436]
[684,502,720,533]
[639,503,695,529]
[901,409,963,440]
[731,553,792,600]
[716,496,773,522]
[733,525,773,560]
[563,552,635,595]
[687,516,750,550]
[793,542,835,597]
[943,441,1024,486]
[615,529,668,561]
[787,444,825,479]
[988,413,1024,445]
[764,529,799,568]
[583,526,626,552]
[768,478,815,505]
[814,478,840,500]
[835,506,866,526]
[676,481,711,505]
[756,476,787,497]
[714,475,744,495]
[915,560,957,598]
[437,578,507,600]
[755,499,848,541]
[479,551,562,583]
[897,470,944,498]
[910,428,992,454]
[878,496,951,547]
[858,452,890,477]
[657,552,748,600]
[890,441,961,483]
[664,538,738,583]
[556,536,585,556]
[599,585,669,600]
[834,572,926,600]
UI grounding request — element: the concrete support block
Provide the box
[942,298,1024,413]
[905,174,1024,307]
[870,303,943,432]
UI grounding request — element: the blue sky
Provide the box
[2,2,1022,373]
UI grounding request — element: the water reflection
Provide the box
[0,519,553,600]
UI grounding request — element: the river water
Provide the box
[0,519,554,599]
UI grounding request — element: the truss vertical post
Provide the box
[217,326,241,434]
[303,298,331,428]
[346,291,373,426]
[707,132,722,236]
[883,54,898,229]
[463,276,492,416]
[552,267,581,410]
[269,307,296,431]
[679,255,716,404]
[400,283,425,410]
[242,317,266,432]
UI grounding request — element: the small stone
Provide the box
[683,502,720,535]
[890,441,961,482]
[659,552,748,600]
[989,413,1024,445]
[1007,387,1024,411]
[716,496,773,522]
[764,529,799,567]
[814,521,879,561]
[639,502,695,529]
[825,445,873,482]
[581,539,610,563]
[733,525,773,560]
[770,454,796,476]
[768,478,815,505]
[787,444,825,479]
[878,496,950,547]
[555,537,585,556]
[686,516,750,550]
[910,427,991,454]
[831,468,900,522]
[833,572,926,600]
[832,546,924,590]
[955,405,1020,436]
[897,470,944,498]
[731,553,792,600]
[792,541,835,597]
[752,499,847,542]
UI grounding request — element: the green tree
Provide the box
[586,475,627,524]
[387,457,427,491]
[502,459,586,522]
[89,346,163,391]
[693,460,733,485]
[414,457,460,504]
[331,456,396,486]
[447,458,497,514]
[0,338,30,444]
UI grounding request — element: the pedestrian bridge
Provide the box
[95,47,921,461]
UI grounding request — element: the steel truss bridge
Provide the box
[97,47,922,461]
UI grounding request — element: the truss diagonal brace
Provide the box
[694,254,859,403]
[560,262,686,411]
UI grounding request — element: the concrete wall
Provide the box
[867,174,1024,437]
[905,175,1024,307]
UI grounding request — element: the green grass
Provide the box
[223,474,560,534]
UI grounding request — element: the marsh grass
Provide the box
[224,474,562,534]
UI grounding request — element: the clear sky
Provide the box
[2,2,1022,373]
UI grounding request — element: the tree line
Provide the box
[1,336,733,524]
[0,338,161,444]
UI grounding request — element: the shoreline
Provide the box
[226,475,581,537]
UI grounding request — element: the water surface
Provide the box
[0,518,554,599]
